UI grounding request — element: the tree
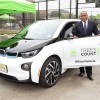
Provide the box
[89,15,96,20]
[50,11,59,17]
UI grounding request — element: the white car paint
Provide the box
[0,19,100,86]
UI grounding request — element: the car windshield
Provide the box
[24,20,61,40]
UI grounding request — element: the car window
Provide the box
[14,24,31,39]
[24,21,61,40]
[64,27,73,39]
[60,22,77,39]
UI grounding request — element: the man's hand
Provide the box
[73,36,78,39]
[97,34,100,36]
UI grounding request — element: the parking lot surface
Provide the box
[0,66,100,100]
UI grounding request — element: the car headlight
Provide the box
[21,49,41,58]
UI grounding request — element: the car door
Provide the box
[62,23,100,68]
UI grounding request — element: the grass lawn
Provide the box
[0,29,20,35]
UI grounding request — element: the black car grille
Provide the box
[0,73,18,82]
[0,73,31,83]
[0,49,5,56]
[0,49,19,58]
[6,52,18,58]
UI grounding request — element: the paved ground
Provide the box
[0,66,100,100]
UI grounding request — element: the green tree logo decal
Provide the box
[70,49,77,56]
[96,48,100,55]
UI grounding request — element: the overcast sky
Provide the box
[35,0,100,16]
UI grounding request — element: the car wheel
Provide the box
[39,57,61,88]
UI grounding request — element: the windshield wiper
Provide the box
[22,38,34,40]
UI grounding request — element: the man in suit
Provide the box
[72,11,100,80]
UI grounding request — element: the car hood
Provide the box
[1,39,53,53]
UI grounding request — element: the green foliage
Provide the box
[89,16,96,20]
[50,11,59,17]
[50,10,76,19]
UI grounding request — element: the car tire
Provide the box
[39,57,61,88]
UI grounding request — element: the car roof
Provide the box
[36,19,80,23]
[52,19,80,22]
[29,19,80,30]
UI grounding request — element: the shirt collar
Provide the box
[82,20,88,26]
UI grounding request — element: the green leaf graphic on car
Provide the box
[0,24,30,47]
[96,48,100,55]
[70,49,77,56]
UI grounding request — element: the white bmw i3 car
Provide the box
[0,19,100,88]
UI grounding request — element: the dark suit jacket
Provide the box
[72,20,99,38]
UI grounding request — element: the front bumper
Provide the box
[0,56,32,82]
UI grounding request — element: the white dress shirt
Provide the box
[82,20,88,29]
